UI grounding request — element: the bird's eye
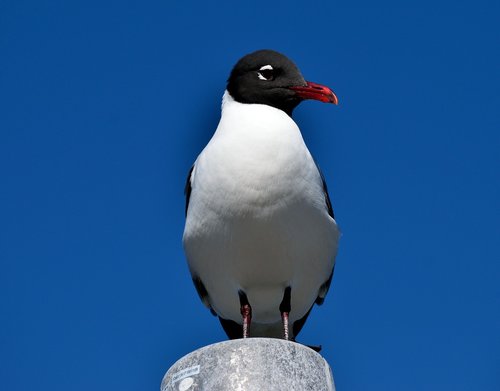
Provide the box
[257,65,275,81]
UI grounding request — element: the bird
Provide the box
[182,49,340,343]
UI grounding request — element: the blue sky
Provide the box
[1,0,499,390]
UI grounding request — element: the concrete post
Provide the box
[161,338,335,391]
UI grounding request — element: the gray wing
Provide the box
[184,165,217,316]
[314,161,336,304]
[314,161,334,219]
[184,165,194,216]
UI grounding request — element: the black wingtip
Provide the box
[218,316,243,339]
[192,276,216,316]
[315,265,335,306]
[305,344,322,352]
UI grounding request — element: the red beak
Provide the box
[290,81,338,105]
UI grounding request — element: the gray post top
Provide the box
[162,338,335,391]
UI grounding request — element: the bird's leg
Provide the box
[241,304,252,338]
[281,311,290,340]
[279,287,292,341]
[238,290,252,338]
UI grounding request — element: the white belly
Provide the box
[183,96,339,325]
[184,199,338,324]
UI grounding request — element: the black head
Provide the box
[227,49,338,116]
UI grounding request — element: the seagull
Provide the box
[183,49,340,343]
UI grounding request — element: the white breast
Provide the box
[183,92,339,325]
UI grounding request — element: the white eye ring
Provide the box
[257,65,274,80]
[259,65,273,71]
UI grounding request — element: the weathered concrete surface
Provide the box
[161,338,335,391]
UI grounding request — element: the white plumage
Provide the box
[183,91,340,337]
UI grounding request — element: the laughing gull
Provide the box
[183,49,340,342]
